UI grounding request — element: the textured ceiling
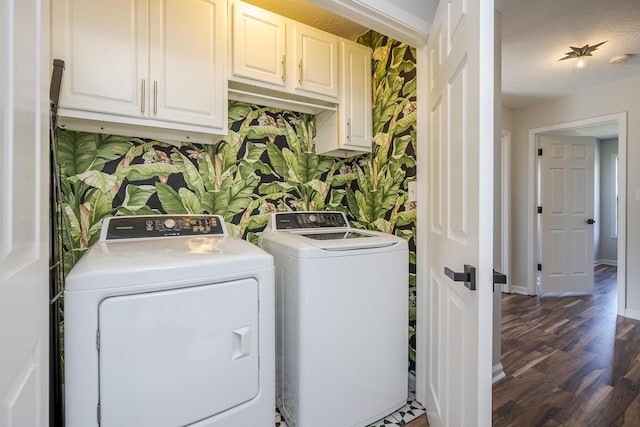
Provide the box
[500,0,640,109]
[242,0,369,40]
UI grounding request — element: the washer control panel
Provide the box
[272,212,348,230]
[101,215,226,240]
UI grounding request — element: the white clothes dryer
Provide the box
[64,215,274,427]
[259,211,408,427]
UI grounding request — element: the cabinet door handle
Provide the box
[346,119,351,141]
[153,80,158,114]
[141,79,146,113]
[281,55,286,82]
[298,59,302,85]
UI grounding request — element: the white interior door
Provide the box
[0,0,50,425]
[540,135,595,293]
[423,0,494,426]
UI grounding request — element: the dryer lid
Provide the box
[65,236,273,292]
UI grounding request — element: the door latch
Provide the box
[586,218,596,224]
[444,265,476,291]
[493,269,507,291]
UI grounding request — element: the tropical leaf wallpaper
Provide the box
[56,31,418,371]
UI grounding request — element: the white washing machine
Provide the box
[64,215,274,427]
[259,211,408,427]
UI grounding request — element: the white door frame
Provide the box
[415,42,428,404]
[500,130,511,292]
[527,113,627,315]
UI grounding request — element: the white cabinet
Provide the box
[230,1,338,101]
[230,1,286,88]
[228,1,371,157]
[339,39,372,151]
[294,24,339,98]
[316,40,372,156]
[52,0,147,117]
[52,0,227,144]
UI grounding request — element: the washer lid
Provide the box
[299,230,372,240]
[260,228,405,257]
[294,229,397,250]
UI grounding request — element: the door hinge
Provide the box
[97,404,101,424]
[96,330,100,351]
[538,148,543,156]
[537,206,542,213]
[537,263,542,271]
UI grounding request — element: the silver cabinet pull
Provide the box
[346,119,351,141]
[153,80,158,114]
[298,59,302,85]
[141,79,146,113]
[281,55,286,82]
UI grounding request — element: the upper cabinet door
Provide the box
[149,0,227,129]
[339,40,371,150]
[51,0,149,117]
[294,24,338,98]
[231,1,286,87]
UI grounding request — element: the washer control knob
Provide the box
[308,214,317,223]
[163,218,177,229]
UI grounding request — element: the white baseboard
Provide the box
[492,363,506,384]
[594,259,618,266]
[507,285,530,295]
[625,309,640,321]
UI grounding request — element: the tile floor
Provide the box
[274,390,425,426]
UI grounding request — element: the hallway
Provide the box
[493,265,640,426]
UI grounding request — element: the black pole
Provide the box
[49,58,65,427]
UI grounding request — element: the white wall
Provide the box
[502,107,513,132]
[598,138,619,263]
[510,75,640,316]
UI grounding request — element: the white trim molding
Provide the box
[528,112,628,316]
[625,309,640,321]
[500,130,511,293]
[305,0,432,46]
[492,363,506,384]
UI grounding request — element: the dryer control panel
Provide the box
[271,212,348,230]
[100,215,226,240]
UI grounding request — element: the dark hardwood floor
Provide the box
[407,265,640,426]
[494,265,640,426]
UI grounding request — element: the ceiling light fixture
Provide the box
[558,41,607,68]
